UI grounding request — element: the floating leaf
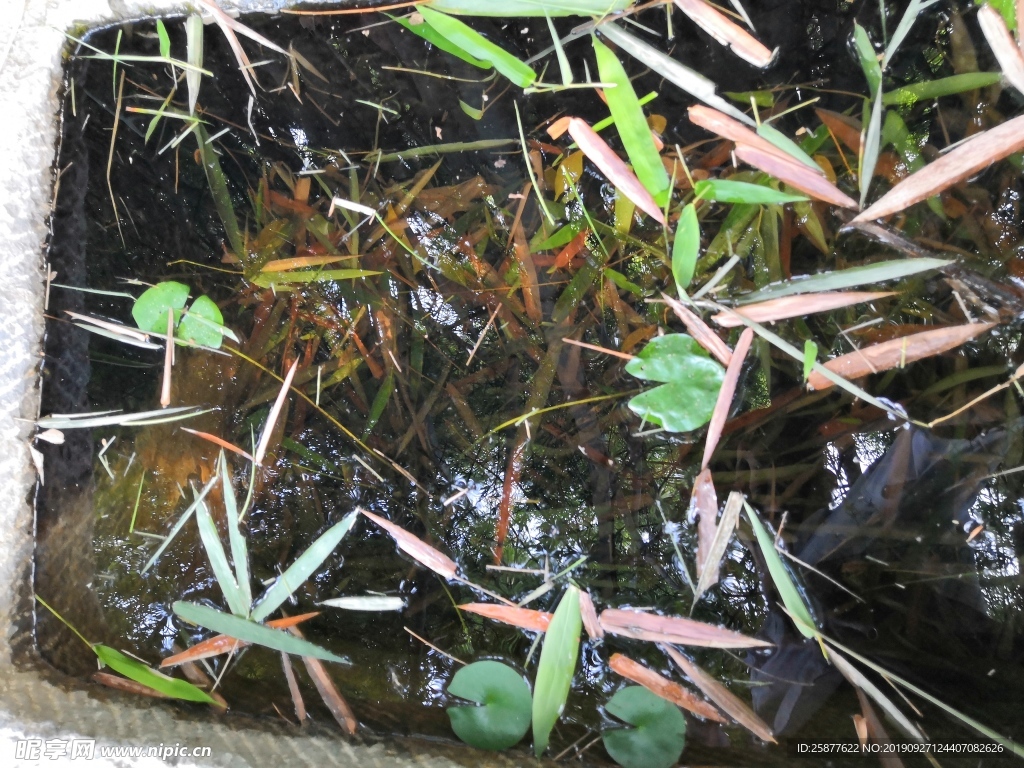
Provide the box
[178,295,225,348]
[694,179,808,205]
[132,281,189,333]
[173,601,348,664]
[185,14,203,116]
[533,585,582,757]
[418,7,536,87]
[693,491,744,605]
[251,511,359,622]
[460,603,552,631]
[391,14,490,69]
[608,653,724,721]
[625,334,725,432]
[736,259,950,303]
[691,469,719,585]
[360,508,458,579]
[593,36,670,205]
[448,660,532,751]
[93,644,216,704]
[579,590,604,639]
[320,595,406,612]
[734,144,859,209]
[688,105,818,170]
[672,203,699,292]
[756,122,820,169]
[712,291,894,327]
[600,608,771,648]
[602,686,686,768]
[672,0,775,67]
[252,268,382,287]
[160,613,319,667]
[883,72,1003,105]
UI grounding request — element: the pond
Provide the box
[35,1,1024,765]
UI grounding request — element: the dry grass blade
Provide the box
[672,0,776,68]
[608,653,726,722]
[254,358,298,465]
[853,112,1024,222]
[359,508,458,579]
[600,608,772,648]
[459,603,552,631]
[281,652,306,723]
[198,0,289,56]
[181,428,255,462]
[978,4,1024,95]
[160,308,174,408]
[827,648,925,742]
[663,645,775,742]
[692,468,719,583]
[854,688,905,768]
[295,639,358,734]
[93,672,170,699]
[693,491,743,604]
[579,590,603,639]
[160,613,319,667]
[567,117,666,225]
[734,145,859,209]
[661,293,733,366]
[688,105,823,174]
[702,327,753,469]
[711,292,895,327]
[806,323,996,391]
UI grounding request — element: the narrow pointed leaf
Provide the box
[860,90,884,207]
[688,105,821,171]
[979,4,1024,94]
[250,511,359,622]
[712,291,894,326]
[142,473,219,574]
[220,452,250,609]
[661,293,733,366]
[93,645,216,704]
[608,653,725,721]
[693,491,744,604]
[695,179,808,205]
[579,590,604,639]
[156,19,171,59]
[195,495,248,617]
[883,72,1003,105]
[320,595,406,612]
[734,144,859,208]
[460,603,552,631]
[828,648,925,742]
[803,339,818,382]
[756,122,820,169]
[160,613,320,667]
[533,585,582,757]
[672,203,700,292]
[736,259,949,303]
[853,23,882,97]
[692,469,719,583]
[545,11,573,84]
[418,7,536,87]
[360,508,458,578]
[673,0,776,67]
[185,14,203,115]
[600,608,771,648]
[391,13,490,69]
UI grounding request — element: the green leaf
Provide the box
[141,472,218,575]
[725,90,774,108]
[93,644,216,704]
[447,660,532,751]
[220,451,251,610]
[250,511,359,622]
[195,493,247,617]
[173,601,349,664]
[802,339,818,382]
[755,123,820,169]
[363,371,395,438]
[860,89,884,208]
[132,281,189,333]
[156,19,171,59]
[625,334,724,433]
[531,220,583,251]
[978,0,1017,31]
[694,179,808,205]
[743,502,818,639]
[593,36,670,206]
[177,295,225,348]
[251,268,382,288]
[194,123,244,260]
[852,23,881,97]
[604,267,643,296]
[672,203,699,292]
[418,7,536,88]
[883,72,1002,106]
[883,0,940,68]
[533,585,582,757]
[459,99,484,120]
[546,11,573,84]
[601,686,686,768]
[736,257,951,303]
[391,14,491,69]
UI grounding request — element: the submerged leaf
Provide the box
[694,179,808,205]
[693,491,744,605]
[602,686,686,768]
[448,660,532,751]
[672,203,700,292]
[600,608,771,648]
[533,585,582,757]
[734,144,859,209]
[608,653,725,721]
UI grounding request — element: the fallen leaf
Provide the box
[254,358,298,465]
[693,491,743,604]
[712,292,895,327]
[978,4,1024,95]
[181,427,255,462]
[93,672,171,699]
[806,323,996,390]
[853,113,1024,222]
[360,508,458,579]
[608,653,726,722]
[567,117,667,224]
[579,590,604,640]
[702,327,754,469]
[661,293,733,366]
[734,145,860,209]
[688,105,820,172]
[692,469,719,583]
[160,613,320,667]
[459,603,552,632]
[663,645,775,742]
[281,652,306,723]
[814,108,863,154]
[599,608,772,648]
[673,0,776,67]
[854,687,905,768]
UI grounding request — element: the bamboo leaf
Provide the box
[250,511,359,622]
[360,508,458,578]
[38,405,207,431]
[733,144,859,209]
[694,179,808,205]
[736,258,950,303]
[882,72,1002,105]
[533,585,582,757]
[600,608,772,648]
[160,613,318,667]
[195,494,248,617]
[608,653,725,721]
[860,88,883,208]
[827,647,925,742]
[672,203,699,292]
[802,339,818,382]
[193,123,244,259]
[712,291,894,327]
[185,14,203,115]
[693,491,743,604]
[672,0,775,67]
[756,122,820,169]
[93,645,216,704]
[390,13,491,69]
[689,105,822,172]
[141,473,219,574]
[593,36,670,205]
[853,23,882,97]
[882,0,941,68]
[418,7,536,87]
[219,451,251,610]
[459,603,552,631]
[252,268,382,287]
[320,595,406,611]
[979,4,1024,94]
[431,0,632,14]
[156,20,171,59]
[545,11,573,84]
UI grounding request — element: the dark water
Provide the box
[36,3,1024,765]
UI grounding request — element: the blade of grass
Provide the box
[195,494,248,617]
[193,123,244,260]
[38,405,208,430]
[141,473,220,574]
[827,646,925,742]
[418,7,536,87]
[390,13,491,69]
[882,0,941,69]
[861,85,883,206]
[545,11,573,84]
[250,511,359,622]
[185,14,203,115]
[672,0,776,67]
[853,23,882,97]
[93,645,218,705]
[253,358,298,466]
[734,258,950,302]
[533,585,582,757]
[219,451,251,610]
[702,330,753,470]
[883,72,1002,105]
[694,179,808,204]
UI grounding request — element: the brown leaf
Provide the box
[608,653,726,722]
[579,590,604,640]
[359,508,458,579]
[806,323,996,391]
[92,672,171,699]
[702,327,754,469]
[692,468,719,583]
[281,652,306,723]
[661,293,733,366]
[688,106,821,173]
[734,144,860,209]
[854,687,905,768]
[853,113,1024,222]
[289,625,358,735]
[978,4,1024,95]
[712,292,895,328]
[459,603,552,632]
[814,108,863,154]
[673,0,776,68]
[600,608,772,648]
[567,117,667,225]
[181,428,255,462]
[663,645,776,742]
[160,613,320,667]
[693,491,743,604]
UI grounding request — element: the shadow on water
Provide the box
[35,3,1024,765]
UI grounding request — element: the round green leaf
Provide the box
[447,660,532,751]
[602,686,686,768]
[178,295,225,348]
[132,281,189,334]
[625,334,724,432]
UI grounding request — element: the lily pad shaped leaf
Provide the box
[132,281,189,334]
[602,686,686,768]
[447,660,532,751]
[178,295,225,348]
[625,334,725,432]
